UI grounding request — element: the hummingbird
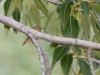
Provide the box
[22,26,44,46]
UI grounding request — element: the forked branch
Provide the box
[0,15,100,50]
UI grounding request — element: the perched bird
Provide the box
[22,26,43,46]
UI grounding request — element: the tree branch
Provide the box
[0,15,100,50]
[28,33,45,75]
[87,48,94,75]
[28,33,51,75]
[35,40,51,75]
[73,55,100,64]
[56,55,100,65]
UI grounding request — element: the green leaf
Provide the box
[4,0,12,35]
[78,58,91,75]
[92,50,100,58]
[75,11,84,39]
[75,47,82,55]
[40,0,47,9]
[92,57,99,70]
[18,1,23,13]
[90,15,100,42]
[12,8,21,22]
[57,1,73,28]
[30,4,40,26]
[34,0,48,16]
[51,46,69,70]
[65,0,74,2]
[90,11,100,28]
[21,11,27,25]
[90,3,100,14]
[61,23,64,35]
[25,4,35,27]
[78,12,90,40]
[61,54,73,75]
[80,1,90,18]
[64,16,79,38]
[4,25,10,35]
[4,0,11,15]
[45,11,59,34]
[50,42,58,48]
[12,8,21,33]
[7,0,22,15]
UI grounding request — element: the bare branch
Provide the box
[74,55,100,64]
[56,55,100,66]
[36,41,51,75]
[28,33,51,75]
[0,15,100,50]
[87,48,94,75]
[92,58,100,64]
[28,33,45,75]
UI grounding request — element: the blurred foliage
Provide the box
[1,0,100,75]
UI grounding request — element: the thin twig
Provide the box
[28,33,45,75]
[73,55,100,64]
[87,48,94,75]
[92,58,100,64]
[56,55,100,66]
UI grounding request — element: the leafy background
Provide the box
[0,0,63,75]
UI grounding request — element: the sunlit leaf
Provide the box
[25,4,35,27]
[18,1,23,13]
[21,12,27,25]
[90,3,100,14]
[47,2,57,13]
[34,0,48,16]
[78,58,91,75]
[90,11,100,28]
[30,4,40,26]
[51,46,69,70]
[61,54,73,75]
[90,16,100,42]
[57,1,73,28]
[41,2,62,34]
[7,0,22,15]
[41,11,53,32]
[77,12,90,40]
[42,11,59,34]
[75,11,84,39]
[40,0,47,9]
[64,16,79,38]
[12,8,21,33]
[80,1,90,19]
